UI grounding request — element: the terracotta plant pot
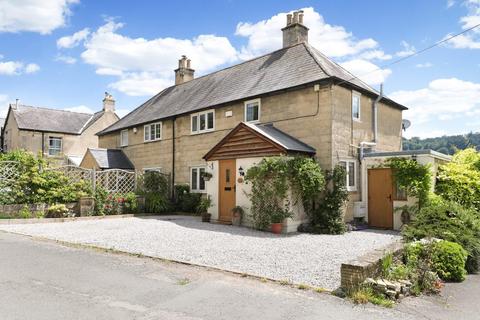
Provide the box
[201,213,211,223]
[271,223,283,234]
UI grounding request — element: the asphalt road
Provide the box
[0,231,478,320]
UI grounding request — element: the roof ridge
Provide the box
[304,43,378,94]
[171,42,307,90]
[12,104,95,116]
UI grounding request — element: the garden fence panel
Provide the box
[47,165,94,187]
[95,169,137,194]
[0,161,20,184]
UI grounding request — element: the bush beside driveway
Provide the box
[0,215,401,289]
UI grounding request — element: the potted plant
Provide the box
[197,195,213,222]
[231,206,244,226]
[201,171,213,181]
[270,207,293,234]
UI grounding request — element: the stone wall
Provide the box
[340,241,404,290]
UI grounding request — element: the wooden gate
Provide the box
[368,168,394,229]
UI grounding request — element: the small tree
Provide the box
[436,148,480,211]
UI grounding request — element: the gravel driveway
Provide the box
[0,216,401,289]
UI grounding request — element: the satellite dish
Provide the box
[402,119,411,131]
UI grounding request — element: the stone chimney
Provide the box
[174,55,195,85]
[103,92,115,112]
[281,10,309,48]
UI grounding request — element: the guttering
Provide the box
[373,84,383,143]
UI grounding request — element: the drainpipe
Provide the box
[171,117,176,200]
[373,84,383,143]
[41,132,45,158]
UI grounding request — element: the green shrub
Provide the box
[45,204,69,218]
[0,150,91,205]
[18,205,32,219]
[145,192,172,213]
[93,187,108,216]
[309,165,348,234]
[436,148,480,211]
[123,192,138,213]
[403,198,480,273]
[404,242,444,293]
[432,241,468,282]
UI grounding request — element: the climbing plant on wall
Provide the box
[386,157,432,207]
[245,156,325,230]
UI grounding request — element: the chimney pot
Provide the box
[102,92,115,112]
[281,11,309,48]
[286,14,292,25]
[174,55,195,85]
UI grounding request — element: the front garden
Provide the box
[348,148,480,307]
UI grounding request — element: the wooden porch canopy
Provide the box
[203,122,316,161]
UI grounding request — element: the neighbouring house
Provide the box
[1,93,119,165]
[0,117,5,152]
[80,148,134,170]
[97,11,413,231]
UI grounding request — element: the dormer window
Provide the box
[191,110,214,134]
[245,99,260,122]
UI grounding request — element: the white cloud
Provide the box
[115,108,130,118]
[78,19,238,96]
[340,59,392,86]
[95,68,123,76]
[0,60,23,75]
[235,7,381,60]
[25,63,40,73]
[390,78,480,136]
[415,62,433,68]
[64,105,94,114]
[0,93,9,117]
[395,41,416,57]
[108,72,172,96]
[445,0,480,49]
[0,0,78,34]
[0,57,40,75]
[447,0,456,8]
[57,27,90,48]
[55,55,77,64]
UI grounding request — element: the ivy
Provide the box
[386,157,431,208]
[245,156,325,230]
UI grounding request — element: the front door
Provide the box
[368,168,394,229]
[219,159,236,223]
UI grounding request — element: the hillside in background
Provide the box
[403,132,480,155]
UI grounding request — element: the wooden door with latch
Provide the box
[219,159,236,223]
[367,168,394,229]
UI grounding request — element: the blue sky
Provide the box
[0,0,479,138]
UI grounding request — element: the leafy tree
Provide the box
[436,148,480,211]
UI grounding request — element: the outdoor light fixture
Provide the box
[238,166,245,176]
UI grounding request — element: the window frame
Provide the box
[48,136,62,156]
[143,167,162,173]
[144,122,162,142]
[340,160,357,192]
[120,129,129,147]
[190,109,215,134]
[190,166,207,193]
[393,180,408,201]
[244,98,261,123]
[352,91,361,121]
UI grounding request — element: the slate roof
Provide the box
[10,104,95,134]
[86,148,134,170]
[98,42,407,135]
[246,122,316,155]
